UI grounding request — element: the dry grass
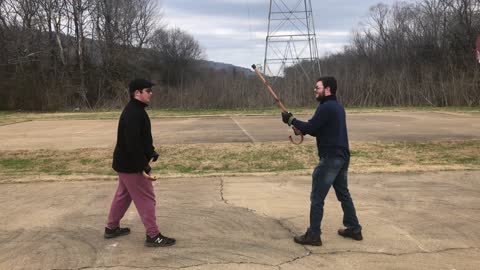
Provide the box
[0,140,478,183]
[1,106,478,126]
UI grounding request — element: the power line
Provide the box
[263,0,321,79]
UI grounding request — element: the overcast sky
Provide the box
[161,0,415,69]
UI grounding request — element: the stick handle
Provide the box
[252,65,288,112]
[252,64,304,145]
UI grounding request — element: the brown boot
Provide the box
[293,231,322,246]
[338,228,363,241]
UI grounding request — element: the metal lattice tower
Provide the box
[263,0,321,78]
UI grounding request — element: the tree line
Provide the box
[285,0,480,107]
[1,0,479,110]
[0,0,203,110]
[189,0,480,109]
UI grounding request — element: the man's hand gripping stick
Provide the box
[251,64,304,145]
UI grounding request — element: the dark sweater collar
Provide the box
[320,95,337,104]
[130,98,148,107]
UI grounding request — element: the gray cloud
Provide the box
[161,0,416,68]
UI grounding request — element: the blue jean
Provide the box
[308,156,361,235]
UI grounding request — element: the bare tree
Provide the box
[149,27,203,86]
[68,0,92,107]
[132,0,157,49]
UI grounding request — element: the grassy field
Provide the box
[1,106,479,126]
[0,140,478,183]
[1,107,478,182]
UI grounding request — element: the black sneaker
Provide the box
[293,231,322,246]
[145,233,176,247]
[338,228,363,241]
[104,227,130,239]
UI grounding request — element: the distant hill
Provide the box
[198,60,255,76]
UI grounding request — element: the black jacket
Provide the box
[112,98,156,173]
[292,96,350,160]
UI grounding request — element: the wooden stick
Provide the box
[251,64,304,145]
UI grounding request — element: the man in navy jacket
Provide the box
[282,76,362,246]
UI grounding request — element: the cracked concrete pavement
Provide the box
[1,171,479,269]
[0,112,479,269]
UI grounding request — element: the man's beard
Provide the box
[316,94,325,102]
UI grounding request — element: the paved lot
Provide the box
[0,111,478,150]
[0,111,479,269]
[0,171,479,269]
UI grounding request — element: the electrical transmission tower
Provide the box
[263,0,321,79]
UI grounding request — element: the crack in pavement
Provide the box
[49,246,480,270]
[216,178,480,268]
[219,177,227,204]
[60,261,281,270]
[274,219,312,266]
[57,266,176,270]
[176,261,280,269]
[311,246,479,257]
[218,178,313,267]
[276,251,311,268]
[40,177,480,270]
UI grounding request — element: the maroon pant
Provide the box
[107,172,160,238]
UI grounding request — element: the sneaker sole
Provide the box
[104,231,130,239]
[145,241,176,247]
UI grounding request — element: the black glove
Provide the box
[151,151,159,162]
[281,112,295,126]
[144,164,152,174]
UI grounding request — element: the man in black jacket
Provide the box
[105,79,175,247]
[281,76,362,246]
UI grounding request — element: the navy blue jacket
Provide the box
[291,96,350,160]
[112,98,156,173]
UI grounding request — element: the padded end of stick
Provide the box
[251,64,256,70]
